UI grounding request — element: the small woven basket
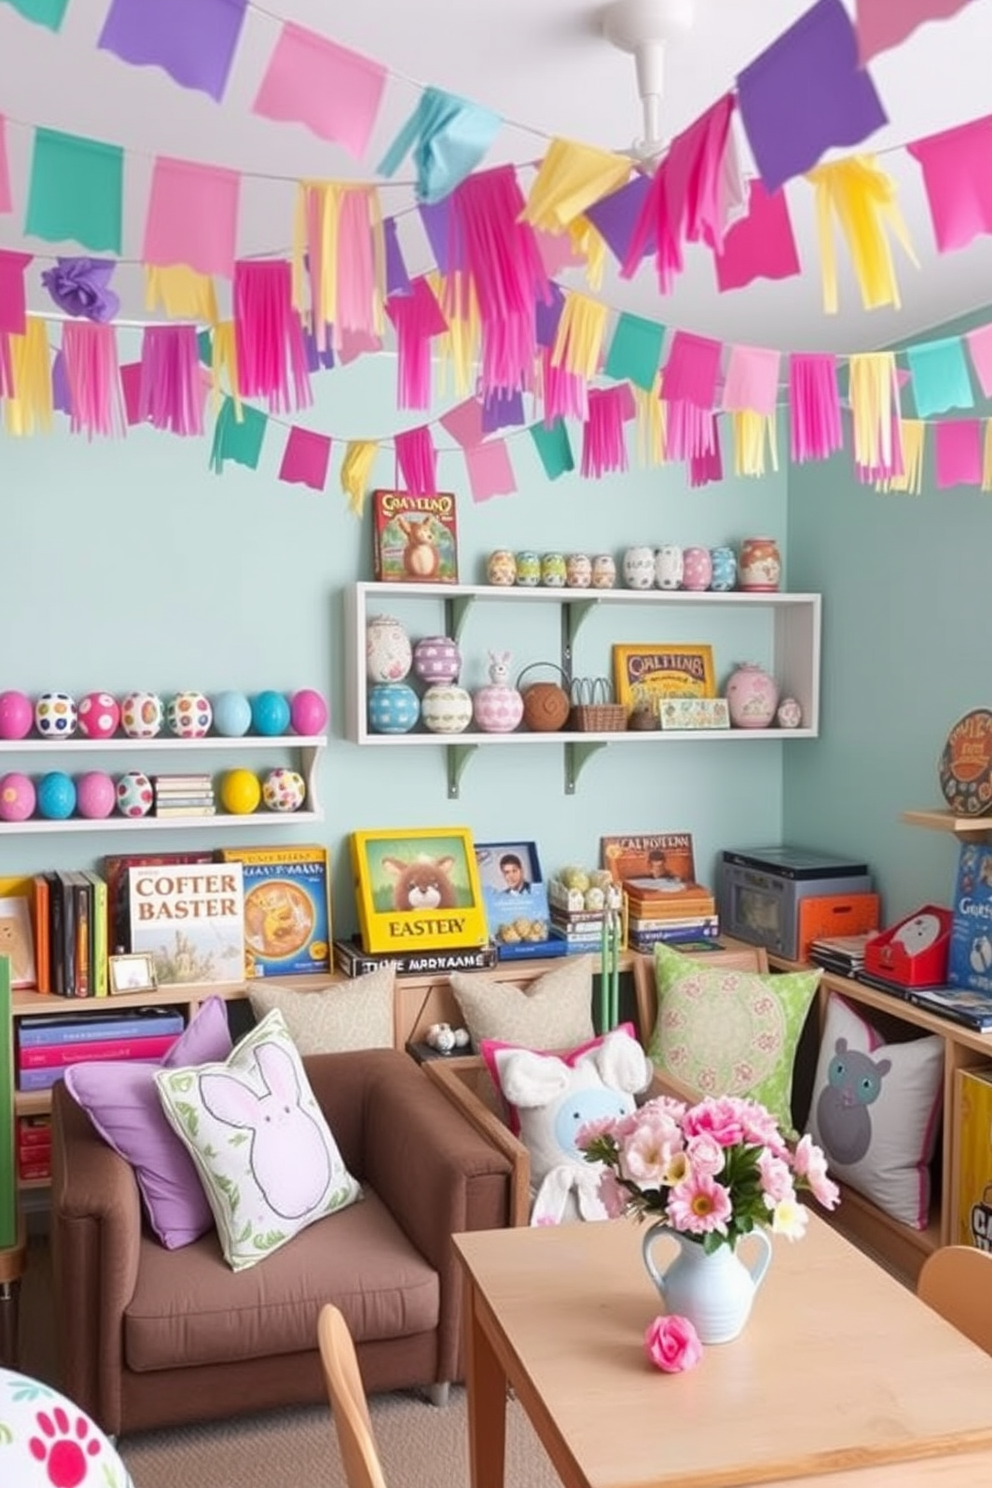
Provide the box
[569,677,627,733]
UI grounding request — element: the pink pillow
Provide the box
[65,996,233,1248]
[479,1022,639,1135]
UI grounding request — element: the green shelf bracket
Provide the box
[564,739,607,794]
[561,598,598,671]
[446,741,478,799]
[444,594,475,641]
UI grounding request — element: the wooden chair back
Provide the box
[917,1245,992,1354]
[631,943,771,1049]
[318,1304,389,1488]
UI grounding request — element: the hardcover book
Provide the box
[372,489,459,584]
[333,938,498,977]
[219,844,331,978]
[104,850,216,956]
[600,832,712,905]
[127,862,245,987]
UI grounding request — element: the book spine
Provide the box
[17,1013,185,1048]
[333,941,496,976]
[18,1032,181,1069]
[17,1117,52,1148]
[628,924,721,947]
[18,1158,52,1181]
[17,1034,180,1085]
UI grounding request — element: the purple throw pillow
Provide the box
[64,996,233,1248]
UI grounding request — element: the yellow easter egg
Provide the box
[220,768,261,815]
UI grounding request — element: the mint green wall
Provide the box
[0,355,791,937]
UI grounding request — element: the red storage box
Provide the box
[863,905,953,988]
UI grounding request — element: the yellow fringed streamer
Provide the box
[848,352,900,471]
[877,420,925,494]
[210,322,242,419]
[732,412,779,478]
[430,271,479,399]
[522,139,631,232]
[341,440,379,516]
[145,266,218,324]
[293,182,385,349]
[983,420,992,493]
[4,317,53,437]
[567,216,607,291]
[634,382,667,467]
[805,155,918,314]
[551,292,609,379]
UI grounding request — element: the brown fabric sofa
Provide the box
[50,1047,514,1438]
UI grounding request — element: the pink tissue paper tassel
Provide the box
[0,334,11,399]
[449,165,550,398]
[540,346,589,425]
[581,387,630,477]
[854,416,905,485]
[788,353,842,464]
[139,325,204,435]
[386,277,447,410]
[394,425,437,494]
[687,416,724,487]
[664,399,719,462]
[234,259,312,414]
[61,322,125,440]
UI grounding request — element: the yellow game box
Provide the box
[350,827,488,954]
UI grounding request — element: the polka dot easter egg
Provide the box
[262,768,306,812]
[77,691,121,740]
[121,691,163,739]
[167,691,213,738]
[116,771,154,817]
[35,692,77,738]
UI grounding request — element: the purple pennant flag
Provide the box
[97,0,249,103]
[535,283,565,351]
[384,218,412,297]
[585,174,654,267]
[302,323,335,373]
[481,387,525,434]
[50,349,71,415]
[736,0,888,195]
[418,199,452,274]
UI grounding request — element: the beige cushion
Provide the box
[248,964,396,1053]
[450,955,596,1052]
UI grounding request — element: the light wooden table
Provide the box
[454,1215,992,1488]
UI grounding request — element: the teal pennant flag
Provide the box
[906,335,974,418]
[25,129,123,252]
[604,312,666,392]
[197,329,213,367]
[529,417,575,480]
[1,0,70,30]
[209,398,267,474]
[378,87,501,203]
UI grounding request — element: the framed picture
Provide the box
[349,827,487,954]
[474,840,553,957]
[612,643,716,715]
[109,952,158,995]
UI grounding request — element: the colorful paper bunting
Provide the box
[722,345,781,417]
[385,276,448,410]
[604,312,665,393]
[418,199,453,274]
[965,325,992,399]
[41,258,119,322]
[535,284,566,352]
[855,0,976,63]
[50,348,70,414]
[983,422,992,494]
[440,397,486,449]
[0,250,31,335]
[209,398,267,474]
[481,388,525,435]
[253,23,386,161]
[208,322,241,417]
[1,0,69,30]
[118,361,142,426]
[581,387,630,478]
[143,157,240,280]
[540,346,588,424]
[584,175,653,269]
[661,331,721,409]
[633,382,667,467]
[935,419,982,489]
[464,440,517,502]
[907,115,992,254]
[431,271,479,397]
[279,426,332,492]
[26,129,123,253]
[139,325,205,436]
[0,116,11,215]
[731,412,779,478]
[340,439,379,514]
[394,425,437,494]
[736,0,887,195]
[877,421,925,494]
[234,260,311,415]
[98,0,247,104]
[522,140,631,233]
[551,293,609,380]
[302,325,335,373]
[293,184,386,354]
[848,352,901,477]
[905,336,973,417]
[384,218,411,298]
[806,155,917,313]
[529,417,574,480]
[665,398,719,462]
[378,87,502,204]
[5,318,57,434]
[687,419,723,488]
[60,322,124,440]
[713,180,800,293]
[788,354,842,463]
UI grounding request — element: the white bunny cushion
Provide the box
[155,1009,361,1271]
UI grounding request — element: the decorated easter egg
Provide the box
[116,770,154,818]
[421,684,473,734]
[121,691,163,739]
[37,770,76,819]
[212,690,253,738]
[368,682,419,734]
[77,691,121,740]
[220,768,261,815]
[167,691,213,738]
[75,770,117,819]
[35,692,77,738]
[0,691,34,741]
[250,690,291,737]
[289,688,328,737]
[262,768,306,812]
[412,636,461,685]
[366,614,412,683]
[0,772,36,822]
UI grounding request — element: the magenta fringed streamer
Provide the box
[138,325,204,436]
[662,331,722,409]
[541,347,588,425]
[665,398,719,462]
[581,388,630,478]
[234,259,312,414]
[688,417,724,487]
[788,353,842,464]
[450,166,549,396]
[394,425,437,494]
[855,417,905,485]
[385,277,447,410]
[0,334,11,398]
[61,322,125,439]
[622,94,735,291]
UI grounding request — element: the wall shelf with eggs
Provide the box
[343,583,822,798]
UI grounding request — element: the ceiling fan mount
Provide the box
[602,0,696,161]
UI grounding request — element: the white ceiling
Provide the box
[1,0,991,354]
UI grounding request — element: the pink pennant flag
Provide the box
[581,387,630,478]
[338,328,384,364]
[385,277,447,410]
[119,361,142,425]
[665,398,720,462]
[143,157,240,278]
[279,426,332,491]
[395,425,438,494]
[713,179,801,292]
[0,115,12,215]
[535,229,585,278]
[440,397,486,448]
[965,324,992,398]
[139,325,205,435]
[907,115,992,254]
[252,22,387,160]
[722,345,781,415]
[465,439,517,502]
[0,250,31,335]
[855,0,976,63]
[662,331,722,409]
[935,418,982,488]
[788,353,842,463]
[234,260,312,414]
[688,417,723,486]
[61,321,125,439]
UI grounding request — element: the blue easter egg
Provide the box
[212,690,253,738]
[250,690,291,737]
[368,682,420,735]
[36,770,77,820]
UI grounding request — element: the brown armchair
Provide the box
[50,1047,514,1438]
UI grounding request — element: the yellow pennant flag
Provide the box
[522,139,631,233]
[341,440,379,516]
[983,420,992,493]
[732,412,779,478]
[431,271,479,398]
[634,381,667,466]
[551,292,609,379]
[145,266,218,324]
[848,352,900,471]
[209,322,242,419]
[806,155,918,314]
[567,216,608,291]
[877,420,925,494]
[4,317,53,437]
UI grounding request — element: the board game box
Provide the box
[372,489,459,584]
[949,842,992,995]
[220,844,331,978]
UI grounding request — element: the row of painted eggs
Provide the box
[368,681,522,736]
[0,767,307,822]
[367,619,461,686]
[0,688,328,742]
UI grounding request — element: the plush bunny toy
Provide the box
[492,1028,653,1226]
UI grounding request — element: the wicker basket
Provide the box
[569,677,627,733]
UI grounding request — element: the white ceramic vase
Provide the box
[641,1221,772,1344]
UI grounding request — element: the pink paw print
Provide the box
[28,1405,101,1487]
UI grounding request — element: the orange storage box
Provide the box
[796,892,881,964]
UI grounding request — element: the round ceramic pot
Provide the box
[681,546,713,591]
[654,545,684,590]
[623,546,655,589]
[420,684,473,734]
[486,549,517,586]
[725,662,779,729]
[565,553,592,588]
[777,697,803,729]
[515,551,541,587]
[709,545,737,591]
[367,682,419,734]
[541,552,567,587]
[412,636,461,685]
[591,554,617,589]
[473,681,524,733]
[366,614,412,683]
[739,537,782,592]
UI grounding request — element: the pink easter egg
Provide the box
[290,688,328,736]
[0,691,33,741]
[77,691,121,740]
[0,771,36,822]
[76,770,118,819]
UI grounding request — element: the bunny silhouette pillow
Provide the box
[156,1009,361,1270]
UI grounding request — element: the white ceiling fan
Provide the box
[601,0,696,163]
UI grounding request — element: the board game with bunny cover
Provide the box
[372,489,458,583]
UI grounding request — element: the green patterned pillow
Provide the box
[156,1009,361,1271]
[648,943,820,1135]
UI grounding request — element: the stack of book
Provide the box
[808,931,874,977]
[15,1006,186,1091]
[624,888,719,951]
[600,831,717,951]
[17,1113,52,1183]
[152,773,216,818]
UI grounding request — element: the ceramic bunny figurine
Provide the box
[473,650,524,732]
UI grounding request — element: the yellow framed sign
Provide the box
[349,826,488,954]
[612,644,716,715]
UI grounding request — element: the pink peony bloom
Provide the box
[666,1172,733,1235]
[575,1115,619,1148]
[682,1096,745,1147]
[644,1313,703,1373]
[757,1149,794,1204]
[621,1116,682,1185]
[597,1168,630,1219]
[792,1135,842,1211]
[685,1130,725,1178]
